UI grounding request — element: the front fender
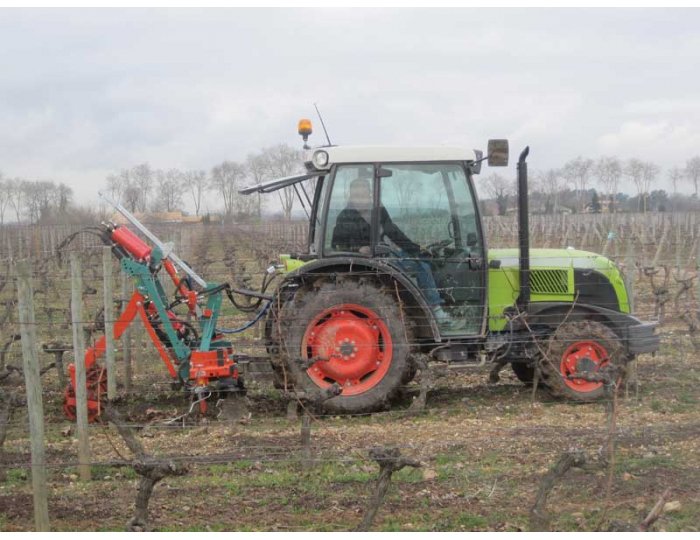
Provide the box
[524,302,659,355]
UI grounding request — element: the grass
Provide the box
[159,523,232,532]
[663,508,700,532]
[448,512,489,530]
[3,469,27,486]
[616,453,677,473]
[90,464,137,480]
[207,460,254,476]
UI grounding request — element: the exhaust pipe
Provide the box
[517,146,530,311]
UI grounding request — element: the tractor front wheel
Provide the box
[538,320,627,401]
[277,278,413,414]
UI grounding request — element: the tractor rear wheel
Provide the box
[276,278,414,414]
[538,320,627,401]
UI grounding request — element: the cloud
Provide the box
[597,122,700,161]
[0,8,699,207]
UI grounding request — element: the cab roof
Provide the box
[239,144,481,195]
[312,145,479,165]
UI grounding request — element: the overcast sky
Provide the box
[1,8,699,211]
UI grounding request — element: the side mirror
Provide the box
[487,139,509,167]
[466,232,478,248]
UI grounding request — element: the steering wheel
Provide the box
[424,238,453,258]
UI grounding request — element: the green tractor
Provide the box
[241,124,659,413]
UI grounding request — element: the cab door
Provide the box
[378,162,486,336]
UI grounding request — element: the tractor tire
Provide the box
[276,278,414,414]
[511,362,535,384]
[537,320,627,402]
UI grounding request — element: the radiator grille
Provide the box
[530,269,569,295]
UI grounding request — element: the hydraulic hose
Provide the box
[215,301,272,334]
[55,227,112,265]
[225,272,277,313]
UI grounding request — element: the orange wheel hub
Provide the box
[560,340,609,392]
[302,303,392,395]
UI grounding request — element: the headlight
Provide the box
[312,150,329,169]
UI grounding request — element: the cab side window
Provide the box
[324,165,374,254]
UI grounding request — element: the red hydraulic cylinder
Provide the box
[111,225,152,261]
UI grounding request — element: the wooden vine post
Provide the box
[15,260,50,531]
[103,246,117,399]
[121,269,133,393]
[70,252,91,481]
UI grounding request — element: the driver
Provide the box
[331,177,456,328]
[331,177,419,256]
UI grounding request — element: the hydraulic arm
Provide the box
[62,195,270,421]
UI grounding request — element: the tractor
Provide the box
[63,122,659,420]
[238,121,660,414]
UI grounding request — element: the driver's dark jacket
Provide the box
[331,207,420,255]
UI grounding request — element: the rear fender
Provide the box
[276,257,441,341]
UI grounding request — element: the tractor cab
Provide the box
[314,147,491,336]
[242,143,500,337]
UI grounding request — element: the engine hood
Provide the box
[488,247,617,272]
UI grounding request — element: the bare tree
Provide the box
[685,156,700,198]
[57,183,72,214]
[6,180,69,224]
[182,170,208,216]
[245,152,271,218]
[261,144,304,220]
[21,181,41,224]
[667,167,684,211]
[152,169,183,212]
[483,173,515,216]
[625,158,645,212]
[594,156,622,212]
[537,168,566,214]
[210,160,247,219]
[668,167,684,196]
[640,162,660,213]
[0,173,9,224]
[105,169,130,201]
[562,157,594,212]
[21,181,55,223]
[122,184,141,213]
[130,163,153,212]
[37,181,58,221]
[8,178,24,223]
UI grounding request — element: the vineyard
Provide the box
[0,212,698,532]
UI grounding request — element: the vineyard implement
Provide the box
[63,195,272,421]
